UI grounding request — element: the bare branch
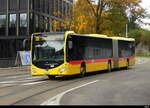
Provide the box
[86,0,97,16]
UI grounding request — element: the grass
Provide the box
[136,54,150,57]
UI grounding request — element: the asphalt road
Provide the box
[0,58,150,105]
[60,61,150,105]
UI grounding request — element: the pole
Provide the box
[126,24,128,38]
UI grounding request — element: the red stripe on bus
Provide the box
[69,60,84,64]
[119,56,135,61]
[69,58,113,65]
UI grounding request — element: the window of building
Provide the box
[40,0,44,12]
[42,0,45,12]
[33,0,40,11]
[44,17,49,32]
[59,0,63,17]
[34,14,40,32]
[39,16,44,32]
[19,0,28,10]
[29,13,34,34]
[9,14,17,36]
[30,0,33,10]
[9,0,17,11]
[19,13,27,35]
[67,3,70,16]
[63,1,66,16]
[55,0,59,17]
[44,0,49,13]
[49,0,55,15]
[0,0,7,11]
[0,14,6,36]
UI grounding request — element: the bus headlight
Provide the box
[31,68,36,72]
[59,67,68,72]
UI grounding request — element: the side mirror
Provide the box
[68,41,73,49]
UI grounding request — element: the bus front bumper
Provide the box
[31,63,80,76]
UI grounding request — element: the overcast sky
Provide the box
[139,0,150,30]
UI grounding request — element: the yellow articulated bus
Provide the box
[30,31,135,79]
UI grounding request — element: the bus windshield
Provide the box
[32,34,64,63]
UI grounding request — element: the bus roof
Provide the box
[88,34,108,37]
[73,34,135,41]
[32,32,135,41]
[73,34,112,39]
[112,37,135,41]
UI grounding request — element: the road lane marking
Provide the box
[41,80,99,105]
[0,80,45,85]
[4,75,45,80]
[21,81,47,86]
[0,76,46,84]
[0,81,47,87]
[5,75,30,79]
[25,76,46,80]
[0,84,17,88]
[0,75,47,87]
[0,80,37,84]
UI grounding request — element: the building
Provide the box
[0,0,73,68]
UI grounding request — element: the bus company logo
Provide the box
[45,64,55,67]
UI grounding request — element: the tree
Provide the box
[51,0,147,36]
[85,0,147,35]
[70,0,95,33]
[86,0,108,34]
[127,1,147,31]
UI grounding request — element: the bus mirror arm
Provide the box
[68,41,73,49]
[23,39,28,51]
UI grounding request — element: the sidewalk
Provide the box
[136,57,150,65]
[0,66,30,73]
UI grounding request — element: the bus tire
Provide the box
[48,75,55,80]
[80,64,86,78]
[107,62,112,72]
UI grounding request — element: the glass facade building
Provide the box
[0,0,73,67]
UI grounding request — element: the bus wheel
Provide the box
[80,64,86,77]
[48,75,55,80]
[107,62,112,72]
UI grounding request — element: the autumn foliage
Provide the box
[52,0,148,37]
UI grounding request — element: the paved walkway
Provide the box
[0,66,30,73]
[136,57,150,65]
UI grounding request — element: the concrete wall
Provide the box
[135,43,150,55]
[0,58,15,68]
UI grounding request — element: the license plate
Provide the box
[45,72,49,75]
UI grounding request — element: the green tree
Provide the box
[85,0,146,35]
[128,28,150,47]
